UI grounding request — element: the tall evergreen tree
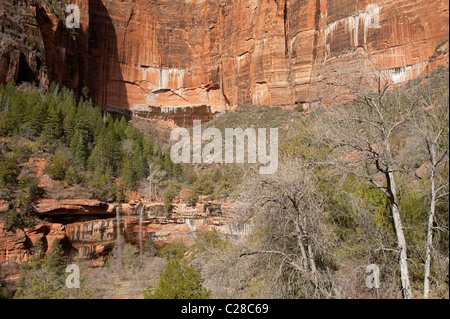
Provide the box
[115,116,128,140]
[45,239,66,278]
[42,103,63,142]
[72,116,91,168]
[70,131,89,168]
[63,104,77,144]
[120,155,136,189]
[0,111,15,137]
[104,123,121,171]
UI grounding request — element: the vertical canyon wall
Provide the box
[1,0,449,115]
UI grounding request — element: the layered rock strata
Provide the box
[0,199,245,264]
[1,0,448,117]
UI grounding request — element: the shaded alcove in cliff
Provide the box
[15,53,37,84]
[35,4,85,96]
[34,1,126,106]
[88,0,127,111]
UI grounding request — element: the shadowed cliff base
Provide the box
[105,104,215,127]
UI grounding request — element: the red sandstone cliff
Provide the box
[0,198,242,264]
[0,0,448,265]
[1,0,448,116]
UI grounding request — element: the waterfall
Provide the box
[186,219,197,232]
[139,205,144,255]
[186,219,197,241]
[228,222,251,238]
[115,206,121,245]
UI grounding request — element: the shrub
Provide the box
[163,184,180,214]
[143,259,211,299]
[47,147,71,181]
[15,239,68,299]
[185,190,199,207]
[0,155,18,187]
[158,241,188,261]
[294,102,305,112]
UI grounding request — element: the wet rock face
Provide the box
[0,199,243,263]
[0,199,113,263]
[114,105,215,127]
[1,0,448,117]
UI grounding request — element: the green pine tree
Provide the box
[120,155,136,189]
[87,130,108,173]
[82,86,89,100]
[104,112,114,129]
[182,165,198,185]
[143,137,154,158]
[47,147,71,181]
[161,150,173,176]
[104,124,121,171]
[0,111,15,137]
[70,129,89,168]
[45,239,67,278]
[29,102,48,137]
[65,165,79,186]
[212,168,222,182]
[63,104,77,143]
[144,259,211,299]
[0,268,12,299]
[15,239,67,299]
[42,102,63,142]
[89,106,103,139]
[133,143,148,181]
[0,155,18,187]
[115,116,128,140]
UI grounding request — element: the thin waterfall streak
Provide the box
[139,205,144,255]
[116,206,121,245]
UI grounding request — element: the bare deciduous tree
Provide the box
[408,75,449,298]
[139,162,166,200]
[236,159,338,298]
[310,55,415,298]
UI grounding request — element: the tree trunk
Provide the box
[424,145,437,299]
[387,170,413,299]
[294,221,309,272]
